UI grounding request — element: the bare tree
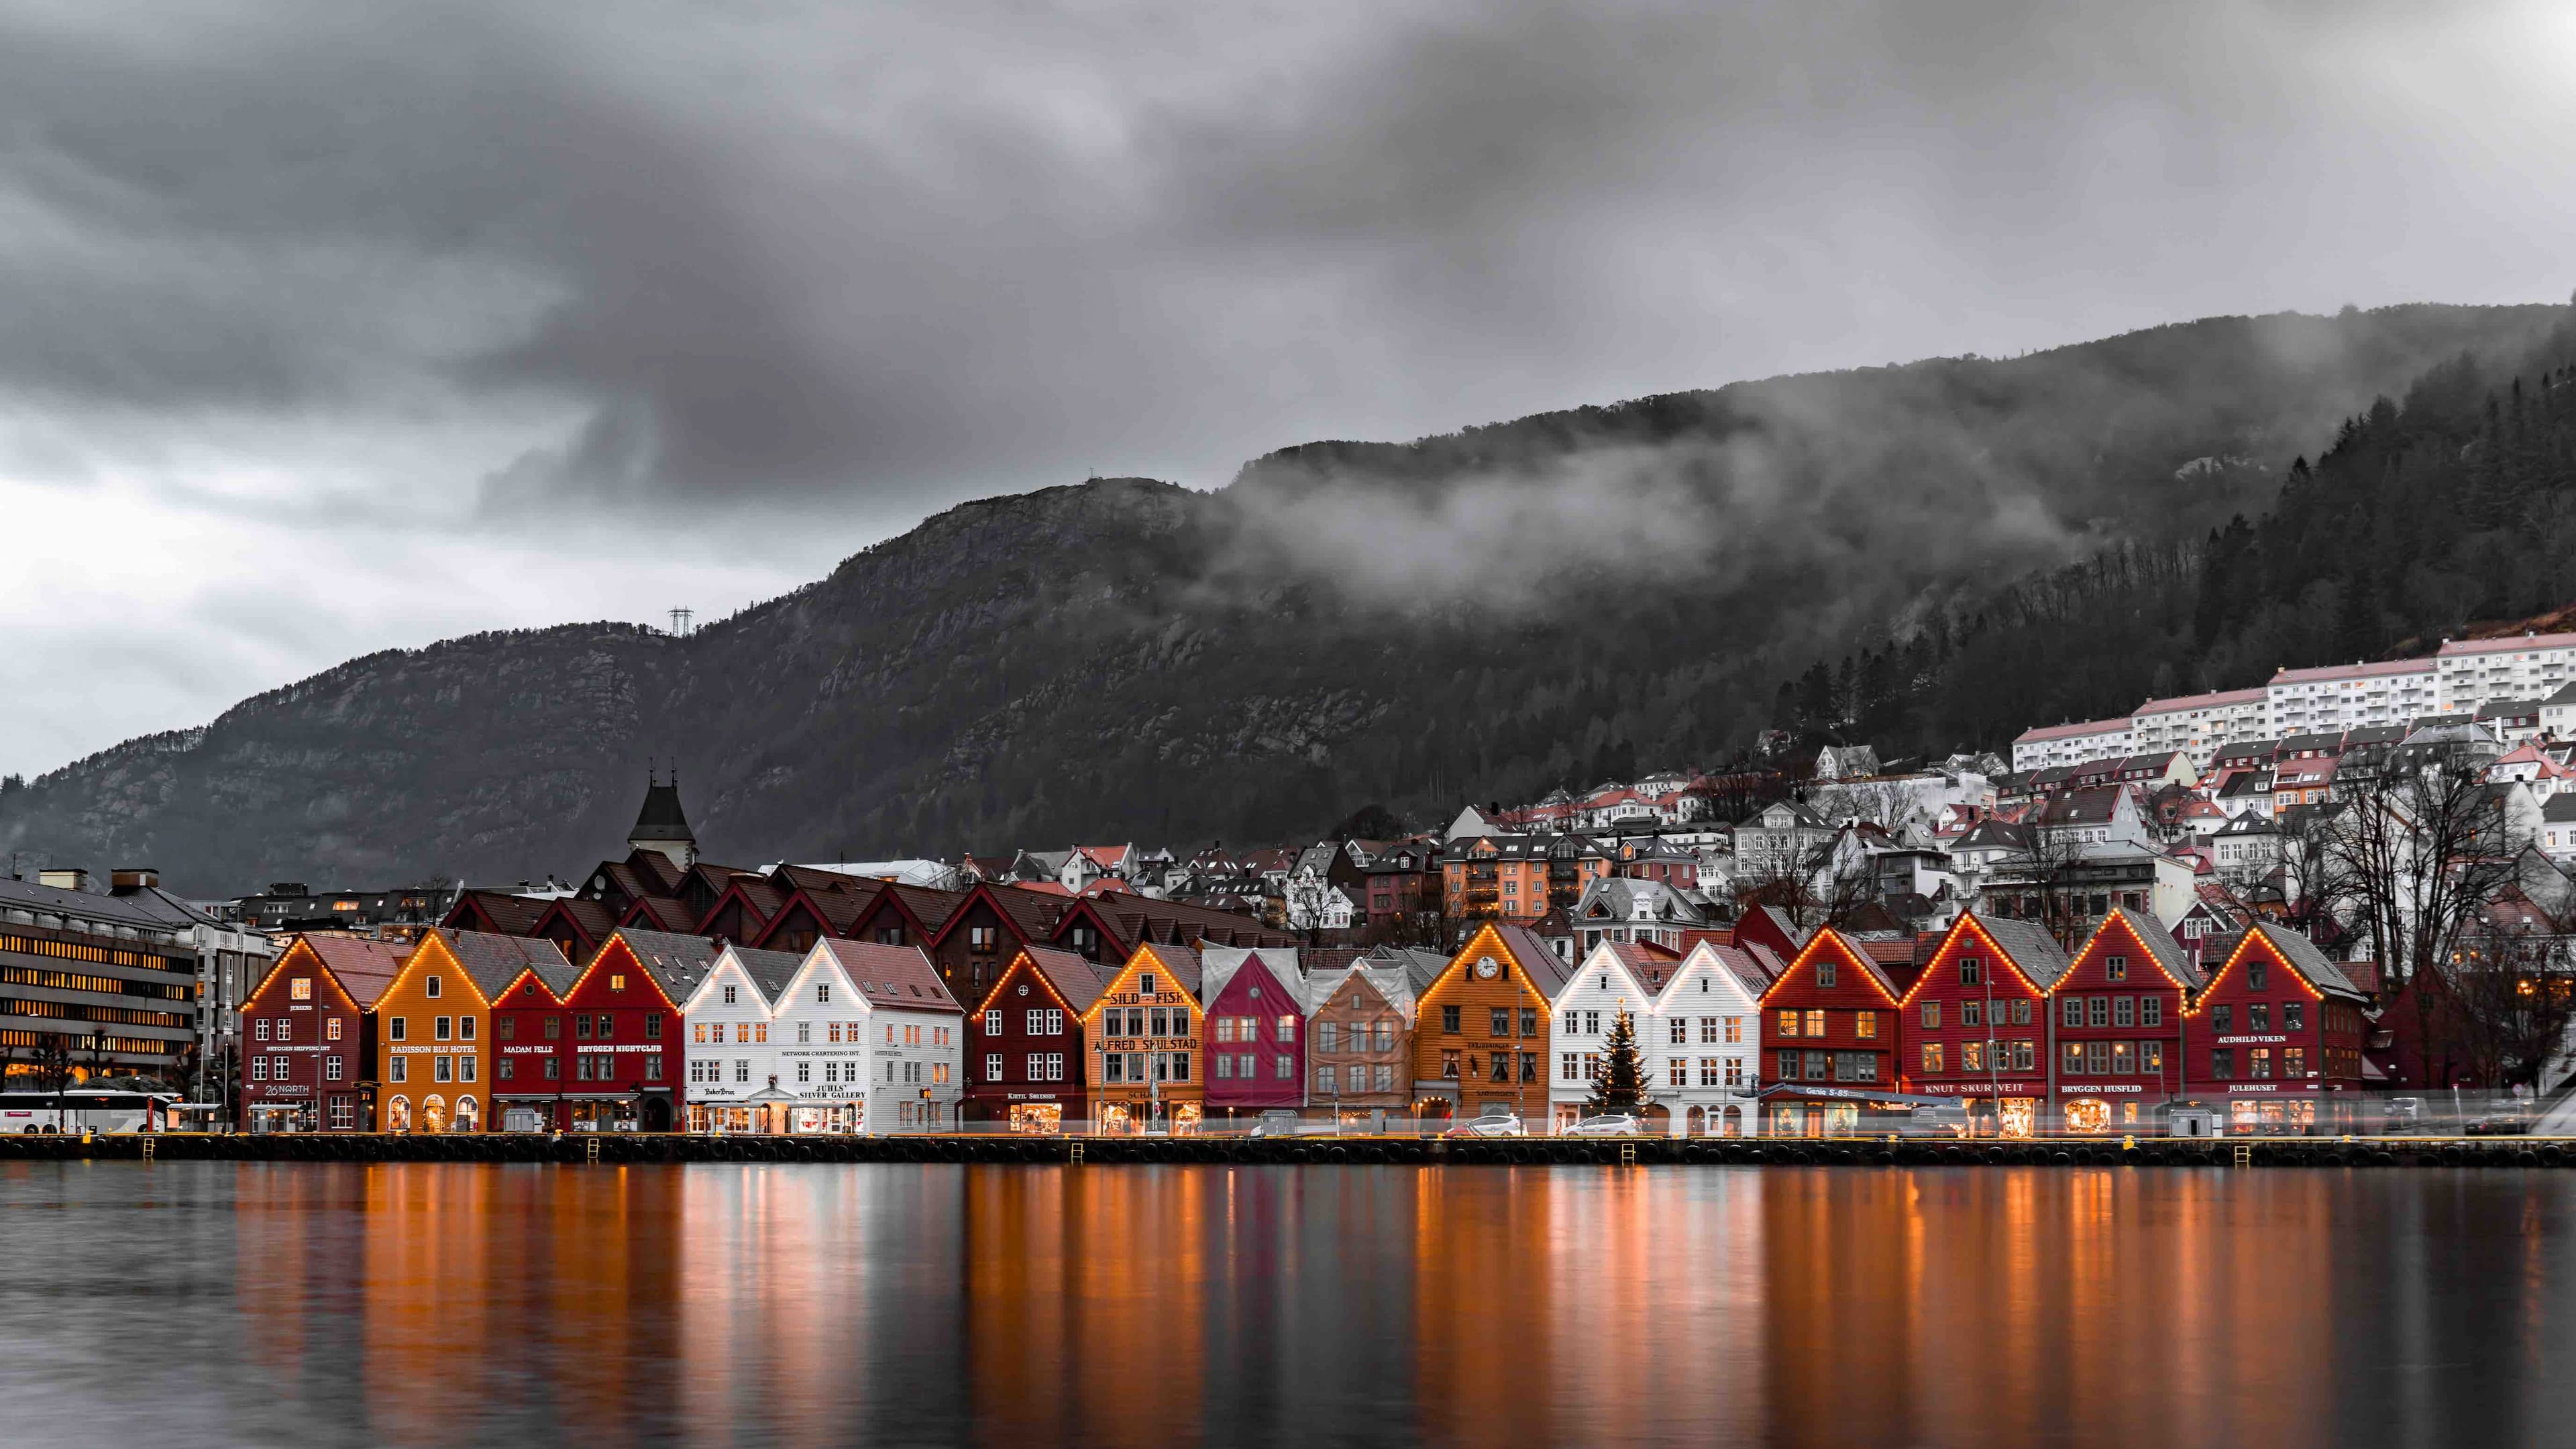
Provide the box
[1995,819,2095,949]
[2275,805,2359,945]
[2436,924,2576,1090]
[32,1032,74,1127]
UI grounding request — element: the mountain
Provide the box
[5,303,2572,894]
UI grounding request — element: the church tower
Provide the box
[627,767,698,871]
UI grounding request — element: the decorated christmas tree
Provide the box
[1585,1009,1646,1117]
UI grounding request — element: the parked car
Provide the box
[1562,1114,1643,1138]
[1443,1112,1527,1138]
[1247,1110,1301,1139]
[2464,1114,2532,1136]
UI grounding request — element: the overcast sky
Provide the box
[5,1,2575,777]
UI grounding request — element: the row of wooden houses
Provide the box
[236,891,2366,1139]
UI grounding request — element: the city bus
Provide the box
[0,1090,182,1134]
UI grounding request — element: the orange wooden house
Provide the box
[1409,923,1570,1123]
[1079,941,1203,1133]
[370,928,572,1133]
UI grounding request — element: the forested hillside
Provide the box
[3,303,2569,893]
[1782,309,2576,754]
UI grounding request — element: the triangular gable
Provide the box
[686,945,777,1015]
[1568,939,1658,1010]
[1896,912,2068,1006]
[2194,922,2365,1009]
[971,946,1108,1019]
[2069,907,2199,992]
[926,881,1067,953]
[1759,927,1902,1008]
[1671,940,1771,1005]
[381,930,496,1012]
[242,935,368,1016]
[773,940,866,1019]
[567,931,689,1011]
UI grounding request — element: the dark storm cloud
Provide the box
[5,1,2537,521]
[0,1,2570,514]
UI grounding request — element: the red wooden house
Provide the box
[2183,922,2369,1135]
[1757,926,1905,1137]
[441,890,553,939]
[1893,913,2067,1138]
[238,934,407,1133]
[927,881,1073,1002]
[1201,948,1308,1124]
[2052,906,2199,1134]
[1044,894,1294,971]
[487,941,586,1132]
[964,946,1109,1132]
[696,873,790,946]
[551,928,716,1131]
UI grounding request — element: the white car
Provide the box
[1444,1113,1527,1138]
[1562,1114,1643,1138]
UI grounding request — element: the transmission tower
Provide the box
[668,606,694,637]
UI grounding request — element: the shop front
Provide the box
[1008,1102,1063,1134]
[2211,1082,2353,1134]
[1760,1083,1941,1137]
[497,1097,556,1133]
[2055,1081,2158,1134]
[1906,1078,2048,1138]
[246,1096,317,1134]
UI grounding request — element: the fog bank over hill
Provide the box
[4,303,2569,894]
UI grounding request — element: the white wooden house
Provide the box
[1546,942,1686,1133]
[681,945,803,1133]
[1646,941,1770,1138]
[807,939,966,1132]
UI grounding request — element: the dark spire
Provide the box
[629,771,694,847]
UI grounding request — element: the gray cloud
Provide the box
[3,1,2576,771]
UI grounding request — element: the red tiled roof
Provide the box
[818,940,961,1012]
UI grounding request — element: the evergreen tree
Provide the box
[1585,1009,1646,1117]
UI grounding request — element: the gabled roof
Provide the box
[620,894,701,933]
[1763,926,1903,1004]
[533,896,620,943]
[1119,940,1203,998]
[420,927,574,1004]
[727,945,809,1004]
[1199,946,1308,1011]
[268,934,411,1011]
[2220,921,2366,1003]
[441,889,553,937]
[999,945,1114,1017]
[597,928,720,1004]
[1678,939,1774,1000]
[930,881,1070,949]
[816,940,961,1013]
[2092,906,2200,989]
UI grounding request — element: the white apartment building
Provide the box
[2263,657,2440,736]
[2129,687,2273,761]
[2438,632,2576,714]
[2010,717,2134,773]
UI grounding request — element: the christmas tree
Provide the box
[1585,1009,1646,1116]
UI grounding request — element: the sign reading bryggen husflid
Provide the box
[0,877,204,1090]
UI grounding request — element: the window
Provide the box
[1139,973,1157,996]
[1959,957,1982,985]
[1442,1050,1461,1079]
[596,1014,613,1039]
[427,975,442,1000]
[2247,1004,2270,1032]
[1961,1041,1983,1072]
[544,1016,561,1040]
[2106,954,2127,982]
[2061,996,2082,1028]
[1802,1009,1825,1038]
[645,1053,663,1081]
[1854,1011,1876,1040]
[1488,1051,1509,1082]
[647,1014,663,1040]
[735,1060,750,1083]
[290,977,312,1002]
[2210,1048,2235,1080]
[325,1055,343,1081]
[817,983,831,1004]
[1442,1006,1461,1034]
[1921,1043,1944,1074]
[435,1016,452,1042]
[1777,1050,1801,1079]
[255,1018,271,1042]
[1044,1008,1063,1035]
[1318,1022,1341,1053]
[1921,1001,1941,1030]
[1491,1008,1511,1037]
[1520,1053,1538,1083]
[2140,1042,2163,1075]
[2284,1046,2307,1077]
[390,1057,408,1083]
[1374,1022,1394,1052]
[722,985,737,1005]
[1275,1055,1293,1080]
[610,974,626,992]
[2088,998,2110,1028]
[2112,997,2135,1028]
[1803,1051,1829,1081]
[1562,1052,1582,1081]
[2062,1041,2084,1075]
[1374,1064,1394,1091]
[251,1057,268,1081]
[2141,998,2163,1028]
[753,1022,767,1044]
[1961,999,1982,1028]
[498,1017,515,1042]
[1815,958,1837,989]
[327,1018,341,1041]
[389,1017,407,1042]
[2247,960,2269,991]
[2212,1004,2233,1034]
[544,1057,560,1080]
[1519,1008,1538,1038]
[1776,1009,1800,1038]
[1669,1018,1688,1046]
[2249,1048,2273,1079]
[1215,1053,1233,1079]
[2110,1042,2134,1075]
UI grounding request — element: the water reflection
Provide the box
[0,1161,2571,1446]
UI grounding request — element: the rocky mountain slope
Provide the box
[5,303,2569,894]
